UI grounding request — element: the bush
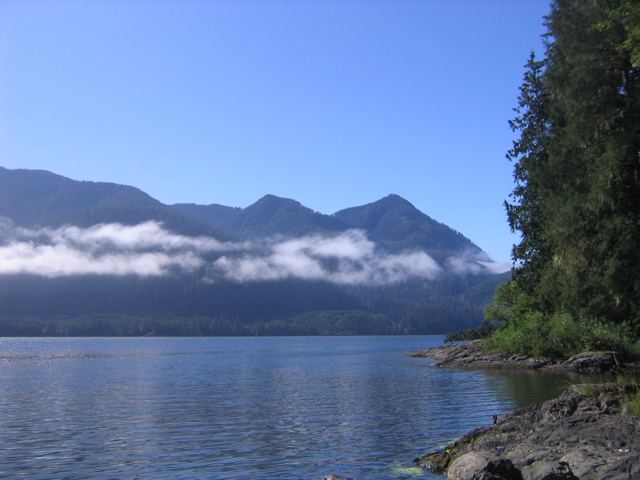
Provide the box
[485,310,547,356]
[445,321,500,342]
[623,391,640,416]
[626,340,640,360]
[485,282,536,326]
[484,280,636,359]
[485,311,633,359]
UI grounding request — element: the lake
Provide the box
[0,336,574,479]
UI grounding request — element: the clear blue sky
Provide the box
[0,0,550,262]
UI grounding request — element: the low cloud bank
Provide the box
[0,221,225,277]
[0,220,509,283]
[446,250,511,275]
[213,230,441,285]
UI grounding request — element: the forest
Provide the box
[0,273,503,336]
[485,0,640,358]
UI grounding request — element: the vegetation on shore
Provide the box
[444,321,498,342]
[0,310,433,337]
[624,390,640,416]
[483,0,640,359]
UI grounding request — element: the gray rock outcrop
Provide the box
[409,341,637,374]
[415,384,640,479]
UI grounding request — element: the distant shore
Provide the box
[411,341,640,479]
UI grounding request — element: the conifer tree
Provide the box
[496,0,640,348]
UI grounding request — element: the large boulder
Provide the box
[447,453,522,480]
[521,461,578,480]
[563,351,620,372]
[416,384,640,480]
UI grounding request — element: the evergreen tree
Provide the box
[492,0,640,355]
[505,52,551,302]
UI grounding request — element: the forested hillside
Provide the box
[175,194,349,238]
[335,194,480,258]
[0,167,507,335]
[0,167,222,237]
[487,0,640,357]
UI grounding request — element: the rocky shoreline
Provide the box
[409,340,639,374]
[411,341,640,479]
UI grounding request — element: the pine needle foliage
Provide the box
[490,0,640,357]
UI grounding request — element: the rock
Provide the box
[563,351,619,372]
[408,341,552,371]
[521,461,578,480]
[448,454,522,480]
[409,341,638,374]
[525,357,552,369]
[447,453,494,480]
[323,475,353,480]
[411,342,640,478]
[415,384,640,480]
[416,450,454,473]
[474,459,523,480]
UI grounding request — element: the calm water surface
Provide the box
[0,336,574,479]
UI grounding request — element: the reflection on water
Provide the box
[483,370,576,406]
[0,336,578,479]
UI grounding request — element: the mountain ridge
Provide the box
[175,193,486,263]
[174,194,351,239]
[0,166,487,263]
[0,165,507,335]
[0,166,226,238]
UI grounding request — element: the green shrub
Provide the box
[445,321,499,342]
[485,310,633,359]
[485,282,536,326]
[623,391,640,416]
[625,341,640,360]
[485,310,547,356]
[578,383,602,400]
[480,278,638,359]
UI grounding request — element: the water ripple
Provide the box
[0,336,574,479]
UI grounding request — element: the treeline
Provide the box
[0,310,453,337]
[0,269,504,336]
[351,272,508,333]
[486,0,640,357]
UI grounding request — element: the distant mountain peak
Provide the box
[258,193,290,201]
[250,194,304,209]
[0,165,224,237]
[373,193,417,208]
[334,195,482,261]
[2,165,488,265]
[383,193,406,201]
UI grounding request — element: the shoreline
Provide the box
[409,339,639,375]
[411,341,640,479]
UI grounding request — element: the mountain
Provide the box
[171,203,242,232]
[1,166,483,260]
[0,166,223,237]
[0,165,508,335]
[174,193,485,263]
[335,194,481,262]
[174,194,349,239]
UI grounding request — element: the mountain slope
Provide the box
[335,194,482,261]
[171,203,242,232]
[175,193,488,264]
[174,194,350,239]
[0,167,224,237]
[232,194,349,237]
[0,165,507,335]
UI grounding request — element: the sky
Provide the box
[0,0,550,263]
